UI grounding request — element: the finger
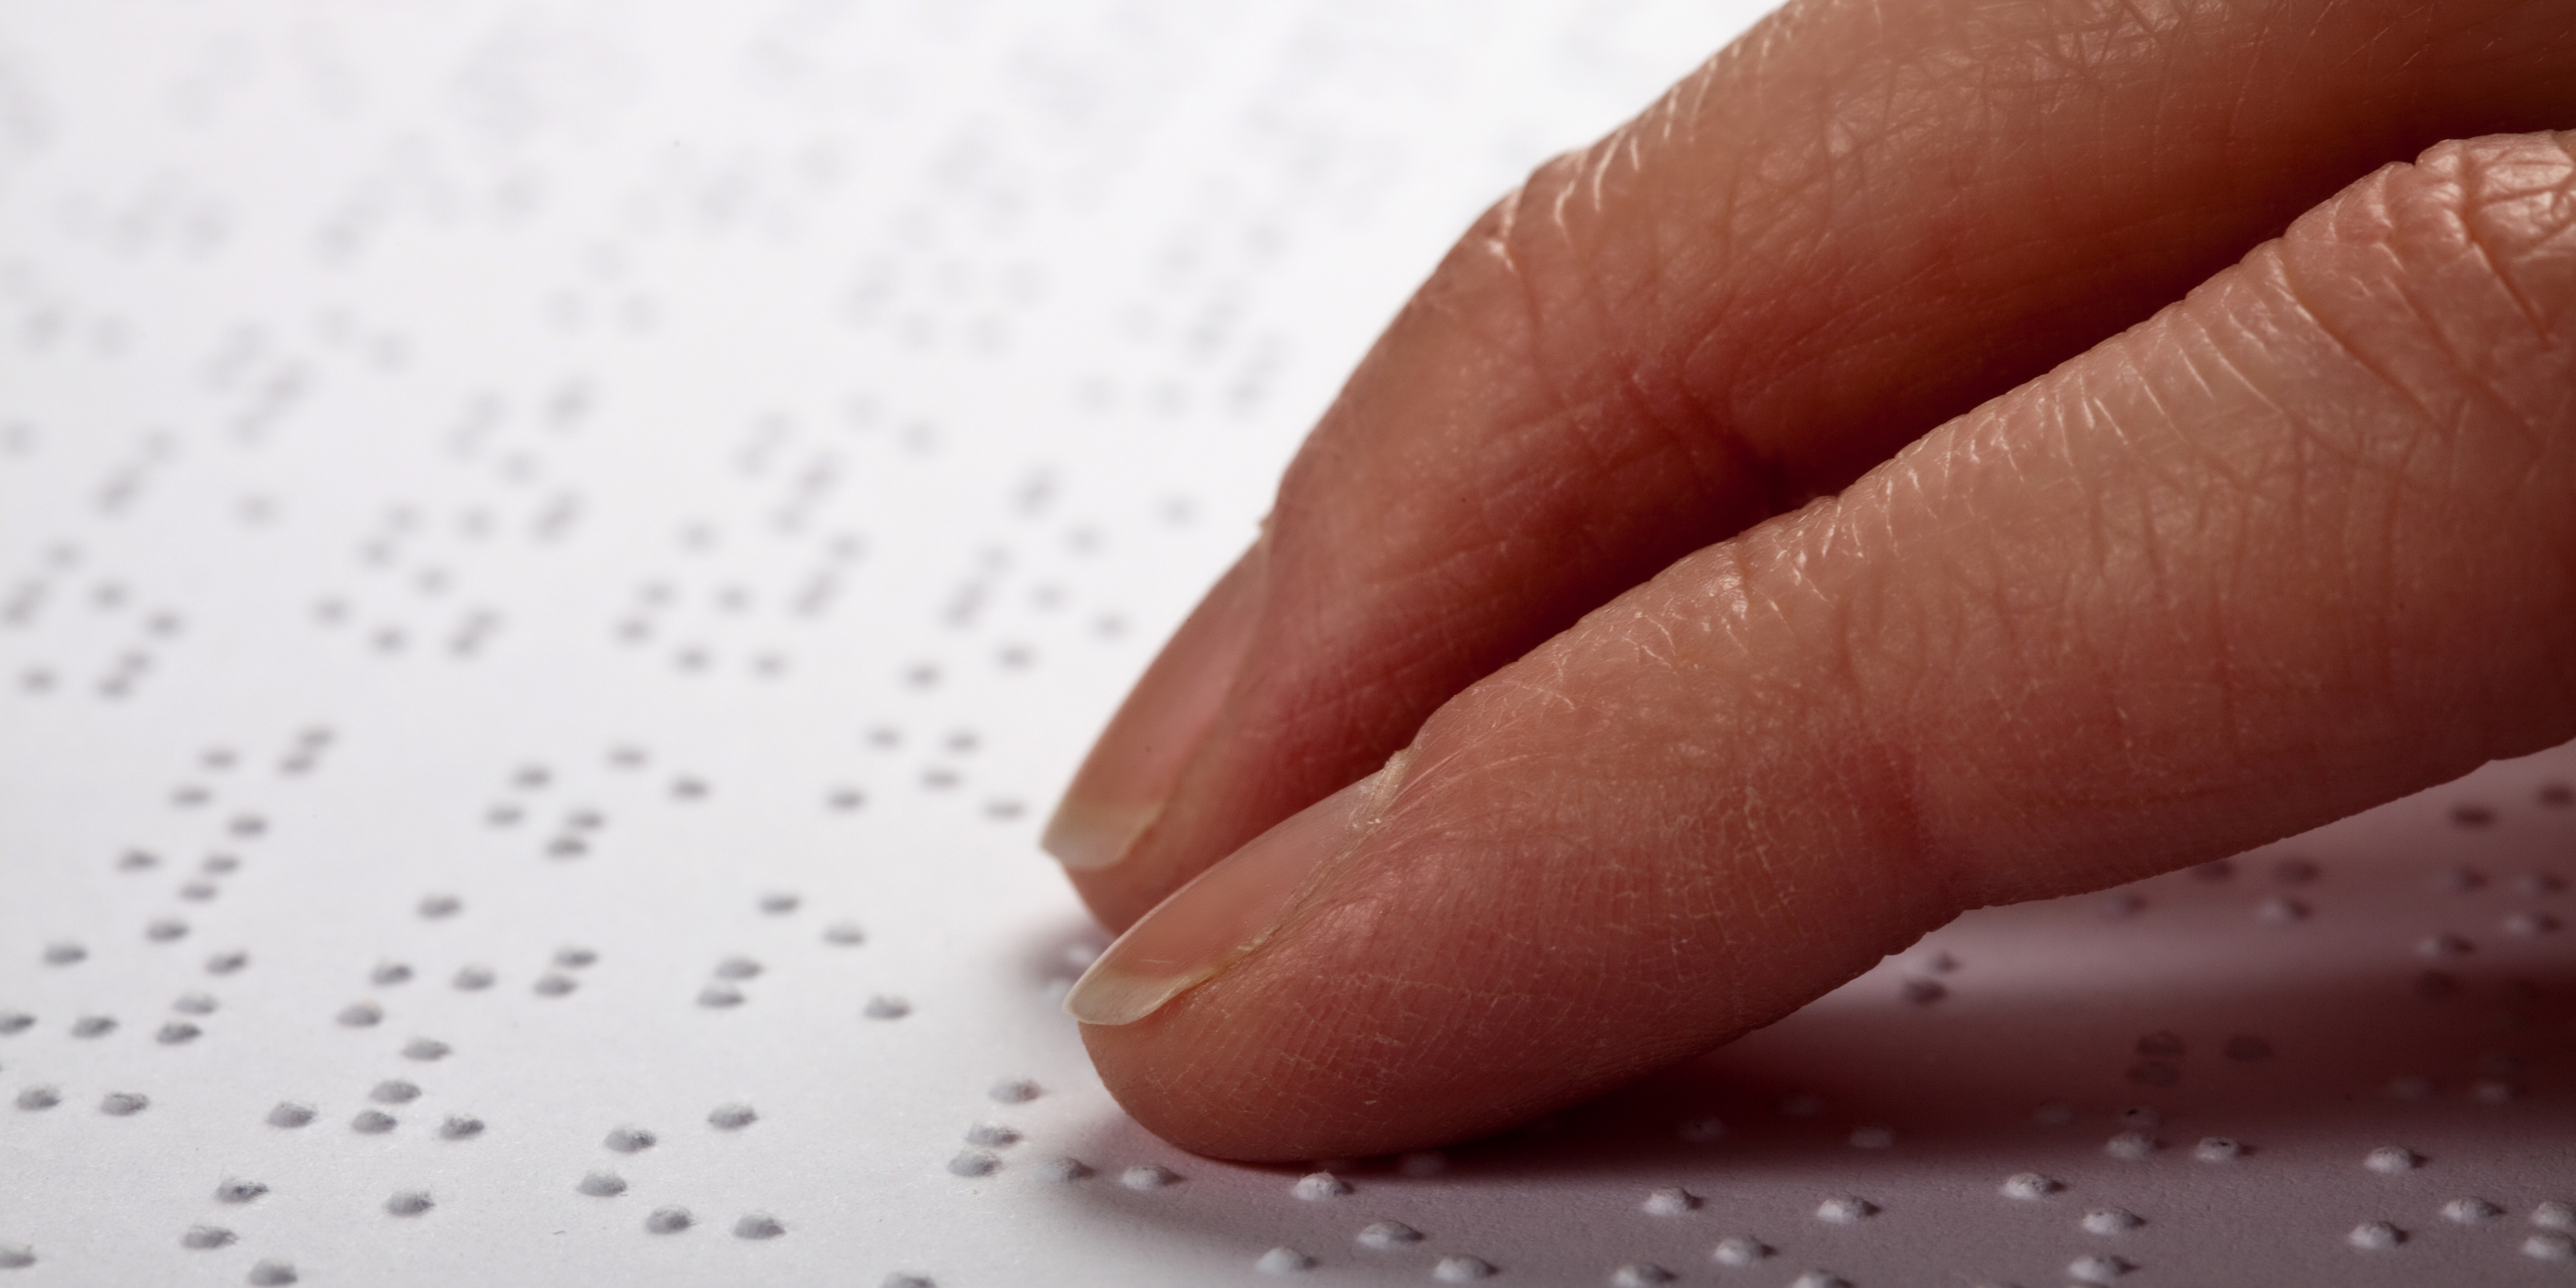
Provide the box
[1068,131,2576,1160]
[1046,0,2576,930]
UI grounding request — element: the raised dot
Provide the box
[1813,1196,1875,1224]
[2443,1197,2504,1223]
[2417,933,2473,959]
[1256,1247,1314,1275]
[824,922,866,946]
[417,894,460,919]
[1786,1273,1849,1288]
[2272,857,2320,884]
[212,1178,267,1205]
[864,995,909,1020]
[1432,1255,1496,1282]
[156,1021,200,1044]
[2365,1146,2420,1174]
[2450,802,2495,828]
[2516,870,2567,895]
[145,918,187,942]
[2536,1200,2576,1229]
[402,1037,451,1061]
[2528,1233,2576,1262]
[2067,1253,2131,1283]
[604,1126,656,1153]
[881,1275,935,1288]
[947,1149,999,1177]
[2434,866,2485,893]
[2083,1208,2143,1234]
[2348,1221,2403,1250]
[708,1102,757,1130]
[1848,1125,1894,1149]
[714,956,762,980]
[182,1225,235,1249]
[352,1109,396,1133]
[2098,892,2144,919]
[247,1259,297,1285]
[0,1244,30,1268]
[2257,896,2308,924]
[759,893,800,915]
[0,1011,31,1034]
[385,1190,434,1216]
[16,1086,60,1111]
[372,962,413,986]
[2105,1131,2156,1161]
[1358,1222,1421,1250]
[173,993,217,1016]
[2001,1172,2060,1199]
[2474,1077,2519,1104]
[100,1092,147,1115]
[1288,1172,1349,1201]
[1032,1156,1091,1183]
[206,950,247,975]
[1642,1187,1698,1215]
[1611,1263,1674,1287]
[1710,1236,1770,1266]
[1120,1164,1178,1190]
[964,1122,1020,1148]
[370,1080,419,1105]
[578,1172,627,1196]
[267,1102,315,1128]
[733,1213,785,1240]
[533,973,577,997]
[645,1207,692,1235]
[2194,1137,2243,1162]
[1898,978,1946,1005]
[697,983,744,1008]
[452,965,495,990]
[71,1015,115,1039]
[337,1001,382,1027]
[2504,911,2560,936]
[988,1078,1039,1104]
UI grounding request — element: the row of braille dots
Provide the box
[821,725,1028,824]
[17,933,249,1039]
[2340,1153,2575,1260]
[5,544,185,699]
[581,1103,780,1238]
[483,750,709,859]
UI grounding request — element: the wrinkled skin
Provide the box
[1054,0,2576,1161]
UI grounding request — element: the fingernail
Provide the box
[1042,536,1268,871]
[1063,761,1399,1026]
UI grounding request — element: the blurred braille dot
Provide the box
[759,892,799,915]
[1814,1196,1875,1224]
[708,1102,757,1129]
[2067,1253,2130,1282]
[605,1126,656,1152]
[172,993,216,1016]
[1256,1247,1314,1275]
[2528,1233,2576,1261]
[2504,911,2560,936]
[1610,1264,1673,1287]
[2083,1208,2143,1234]
[100,1092,148,1115]
[156,1020,199,1044]
[338,1001,381,1027]
[386,1190,433,1216]
[824,921,865,946]
[0,1011,29,1033]
[0,1246,32,1269]
[948,1149,999,1177]
[2098,893,2144,919]
[1785,1273,1848,1288]
[1295,1172,1351,1200]
[2444,1198,2504,1223]
[439,1114,482,1139]
[2450,803,2495,828]
[16,1086,60,1110]
[43,943,84,966]
[882,1276,934,1288]
[2542,782,2574,806]
[2417,933,2473,958]
[2365,1146,2420,1173]
[372,962,413,986]
[2105,1131,2156,1161]
[2002,1173,2059,1199]
[865,995,909,1019]
[1121,1164,1178,1189]
[714,956,761,980]
[180,881,217,902]
[2534,1201,2575,1229]
[353,1110,396,1133]
[119,851,158,871]
[372,1081,419,1104]
[534,973,576,997]
[182,1226,236,1249]
[146,918,188,942]
[2434,866,2485,893]
[2348,1221,2403,1250]
[1642,1187,1698,1214]
[1358,1222,1421,1250]
[71,1016,115,1038]
[733,1213,785,1240]
[207,951,247,974]
[2194,1137,2243,1162]
[1432,1255,1496,1281]
[417,894,460,918]
[453,965,494,990]
[698,983,744,1008]
[1848,1125,1894,1149]
[1710,1236,1769,1265]
[1033,1157,1092,1183]
[554,947,597,969]
[203,855,240,875]
[988,1078,1039,1104]
[578,1172,627,1197]
[1898,978,1945,1005]
[267,1102,315,1127]
[2257,897,2308,924]
[247,1259,297,1285]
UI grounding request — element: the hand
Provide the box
[1042,0,2576,1161]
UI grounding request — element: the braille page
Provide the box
[1,3,2571,1287]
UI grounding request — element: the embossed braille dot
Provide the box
[173,993,216,1016]
[881,1275,934,1288]
[824,922,866,946]
[1255,1247,1314,1274]
[338,1001,382,1027]
[2082,1208,2143,1234]
[0,1011,31,1034]
[146,918,187,942]
[2474,1078,2518,1103]
[1628,1187,1701,1222]
[267,1102,315,1128]
[16,1086,59,1111]
[733,1213,785,1240]
[439,1114,483,1139]
[1121,1164,1178,1190]
[1431,1255,1496,1281]
[71,1015,115,1038]
[645,1208,692,1235]
[402,1037,450,1061]
[1898,978,1945,1005]
[714,956,762,979]
[386,1190,434,1216]
[1294,1172,1351,1200]
[864,996,910,1020]
[372,962,413,985]
[2348,1221,2403,1250]
[964,1122,1020,1147]
[2535,1200,2576,1229]
[1785,1272,1849,1288]
[533,973,576,997]
[247,1259,297,1285]
[206,951,247,975]
[2002,1172,2060,1199]
[604,1126,657,1152]
[2256,896,2308,924]
[2098,892,2144,919]
[1710,1236,1769,1265]
[578,1172,628,1196]
[452,965,494,990]
[371,1080,419,1104]
[1358,1222,1421,1250]
[2067,1253,2131,1282]
[2105,1131,2156,1161]
[99,1091,146,1115]
[1033,1157,1092,1183]
[0,1244,30,1268]
[353,1110,396,1133]
[2528,1233,2576,1262]
[2365,1146,2420,1173]
[2443,1197,2504,1223]
[988,1078,1039,1104]
[1611,1263,1674,1286]
[1848,1125,1894,1149]
[697,983,744,1008]
[157,1020,200,1044]
[2416,933,2473,958]
[2270,857,2320,884]
[758,893,799,915]
[42,942,84,966]
[708,1102,757,1129]
[180,881,217,902]
[2194,1137,2243,1162]
[2434,865,2485,893]
[947,1149,999,1177]
[1813,1196,1875,1224]
[182,1225,236,1249]
[417,894,460,919]
[2504,911,2560,936]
